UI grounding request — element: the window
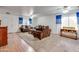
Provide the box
[61,16,69,27]
[29,17,32,24]
[76,12,79,24]
[19,17,23,24]
[61,14,77,30]
[56,15,62,24]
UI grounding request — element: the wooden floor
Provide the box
[0,33,35,52]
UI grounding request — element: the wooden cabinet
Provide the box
[0,27,8,47]
[60,29,77,40]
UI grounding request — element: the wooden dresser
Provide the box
[0,27,8,47]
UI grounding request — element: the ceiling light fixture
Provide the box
[63,10,69,13]
[62,6,71,14]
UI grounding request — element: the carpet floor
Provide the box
[17,32,79,52]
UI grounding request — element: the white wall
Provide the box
[0,14,19,33]
[0,7,32,33]
[23,16,29,25]
[32,15,58,34]
[37,16,51,26]
[32,17,38,27]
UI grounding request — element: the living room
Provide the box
[0,6,79,52]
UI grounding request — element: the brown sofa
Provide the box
[32,25,51,40]
[19,25,32,32]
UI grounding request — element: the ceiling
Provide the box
[0,6,78,16]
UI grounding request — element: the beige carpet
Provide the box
[17,32,79,52]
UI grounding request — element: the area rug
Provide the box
[17,32,79,52]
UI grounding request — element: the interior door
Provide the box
[7,15,17,33]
